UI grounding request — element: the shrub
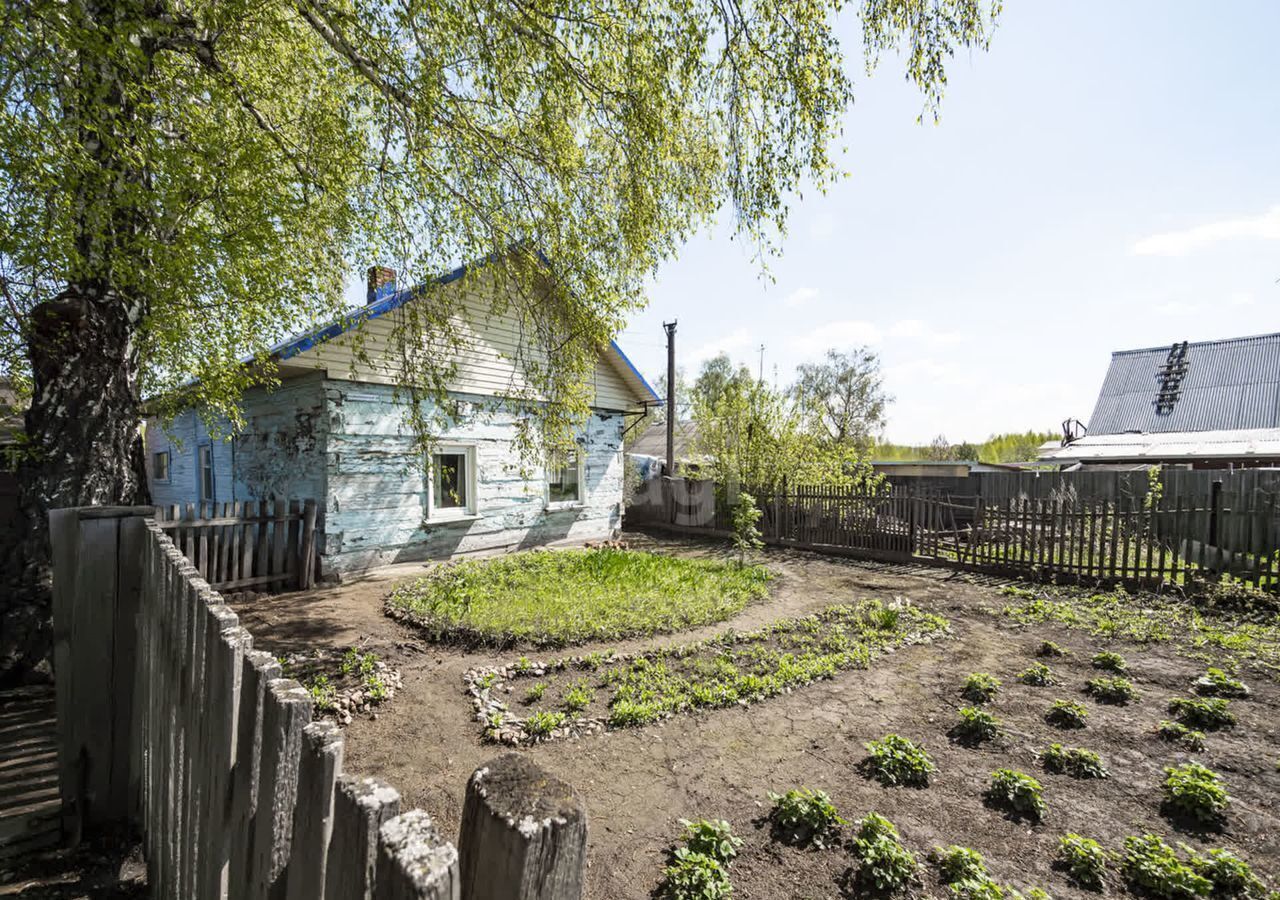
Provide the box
[767,788,844,847]
[1041,744,1108,779]
[1168,696,1235,731]
[562,680,593,714]
[1056,834,1107,891]
[1018,662,1057,686]
[984,769,1046,822]
[863,734,936,787]
[1157,720,1207,751]
[1085,676,1136,705]
[1163,762,1229,826]
[963,672,1001,703]
[524,710,567,736]
[524,681,547,703]
[954,707,1001,744]
[1195,668,1249,699]
[1037,640,1068,658]
[850,813,918,891]
[1189,848,1267,898]
[1045,699,1088,729]
[1092,650,1127,673]
[679,819,742,865]
[1121,834,1211,899]
[661,848,732,900]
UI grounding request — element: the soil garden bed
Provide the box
[237,535,1280,900]
[465,598,948,745]
[277,646,403,727]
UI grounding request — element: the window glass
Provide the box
[547,450,581,503]
[153,451,170,482]
[433,452,467,510]
[198,445,214,500]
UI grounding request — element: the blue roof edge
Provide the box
[270,256,660,405]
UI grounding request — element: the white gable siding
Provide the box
[281,273,642,412]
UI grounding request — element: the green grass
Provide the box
[388,548,771,646]
[998,585,1280,678]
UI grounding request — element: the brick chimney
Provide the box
[367,266,397,305]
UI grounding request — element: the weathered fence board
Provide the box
[629,475,1280,592]
[49,507,588,900]
[156,498,317,593]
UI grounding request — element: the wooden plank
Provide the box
[248,678,312,899]
[375,810,460,900]
[228,651,281,898]
[287,499,301,588]
[301,500,318,591]
[325,776,401,900]
[286,722,345,900]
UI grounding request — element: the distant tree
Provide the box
[691,354,752,410]
[978,431,1058,464]
[731,491,764,566]
[691,374,882,491]
[925,434,953,461]
[791,348,889,447]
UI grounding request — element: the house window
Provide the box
[152,451,170,483]
[428,445,477,520]
[547,449,583,506]
[198,444,215,501]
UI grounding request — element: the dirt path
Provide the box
[232,535,1280,899]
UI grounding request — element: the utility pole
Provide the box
[758,344,765,382]
[663,320,677,476]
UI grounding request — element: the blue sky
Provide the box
[616,1,1280,444]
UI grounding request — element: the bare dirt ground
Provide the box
[232,533,1280,899]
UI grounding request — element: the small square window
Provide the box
[152,451,170,483]
[198,445,214,501]
[428,446,477,520]
[547,449,583,505]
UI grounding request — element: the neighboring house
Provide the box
[1040,332,1280,469]
[145,261,660,577]
[626,420,699,476]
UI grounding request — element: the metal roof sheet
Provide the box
[1041,427,1280,462]
[1087,332,1280,434]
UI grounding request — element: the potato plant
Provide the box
[1041,744,1108,779]
[953,707,1001,744]
[1056,833,1107,891]
[1157,720,1207,751]
[1195,668,1249,699]
[678,819,742,865]
[984,769,1047,822]
[1092,650,1128,673]
[1018,662,1057,686]
[1168,697,1235,731]
[1045,699,1089,729]
[850,813,918,892]
[863,734,936,788]
[1163,762,1229,827]
[1085,675,1136,705]
[1121,834,1212,899]
[661,849,732,900]
[767,788,844,848]
[963,672,1001,704]
[1037,640,1068,658]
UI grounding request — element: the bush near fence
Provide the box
[49,506,588,900]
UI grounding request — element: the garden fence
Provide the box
[155,499,318,593]
[629,475,1280,591]
[49,506,588,900]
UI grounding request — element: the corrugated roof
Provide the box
[1040,427,1280,463]
[1087,332,1280,435]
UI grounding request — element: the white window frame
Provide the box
[197,444,215,502]
[426,444,479,522]
[152,450,171,484]
[545,447,586,510]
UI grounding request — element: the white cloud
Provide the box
[1229,291,1255,307]
[686,327,753,366]
[787,320,883,355]
[1131,205,1280,256]
[782,287,819,309]
[1154,301,1199,316]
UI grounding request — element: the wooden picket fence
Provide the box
[629,476,1280,591]
[155,499,318,593]
[48,506,588,900]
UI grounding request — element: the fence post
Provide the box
[375,810,460,900]
[458,754,587,900]
[48,505,154,836]
[1208,479,1223,572]
[325,776,402,900]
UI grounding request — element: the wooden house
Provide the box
[144,262,660,577]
